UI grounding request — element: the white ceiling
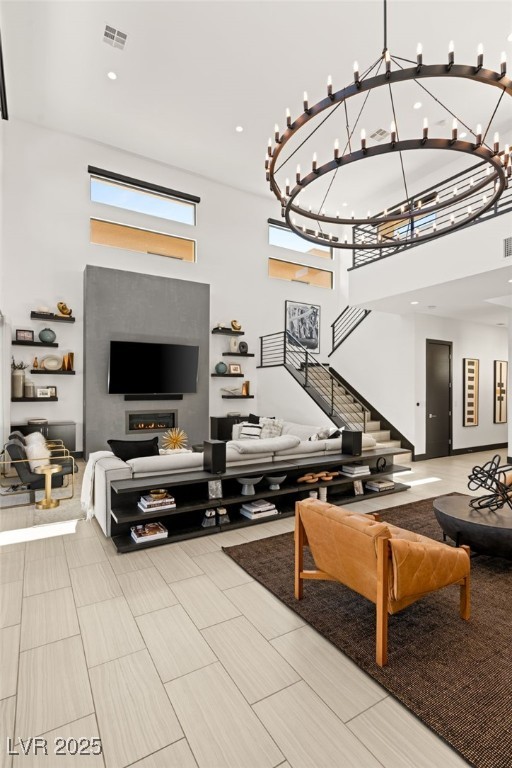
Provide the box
[2,0,512,324]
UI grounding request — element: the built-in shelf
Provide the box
[222,352,255,357]
[222,395,254,399]
[211,328,244,336]
[30,312,75,323]
[30,369,75,375]
[211,373,244,378]
[12,397,58,402]
[12,340,59,348]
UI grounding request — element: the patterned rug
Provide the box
[223,497,512,768]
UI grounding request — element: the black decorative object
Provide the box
[266,0,512,252]
[203,439,226,474]
[376,457,387,472]
[467,454,512,511]
[342,430,363,456]
[238,341,249,354]
[107,437,159,461]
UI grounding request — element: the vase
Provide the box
[38,327,56,343]
[215,361,228,375]
[12,369,25,399]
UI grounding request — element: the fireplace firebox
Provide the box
[125,410,177,435]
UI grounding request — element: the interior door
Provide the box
[425,340,452,459]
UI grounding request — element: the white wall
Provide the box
[1,119,342,450]
[330,309,508,454]
[257,366,337,428]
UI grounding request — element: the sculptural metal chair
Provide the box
[0,439,77,509]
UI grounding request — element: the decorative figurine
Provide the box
[33,356,39,369]
[57,302,72,317]
[161,427,188,450]
[231,320,242,331]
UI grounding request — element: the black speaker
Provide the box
[342,430,363,456]
[203,440,226,474]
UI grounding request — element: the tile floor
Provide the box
[0,450,500,767]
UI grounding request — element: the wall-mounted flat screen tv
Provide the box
[108,340,199,394]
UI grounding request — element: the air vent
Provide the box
[369,128,389,142]
[103,25,127,50]
[504,237,512,258]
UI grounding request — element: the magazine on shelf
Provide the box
[139,494,174,504]
[240,507,278,520]
[341,465,370,474]
[130,522,168,543]
[137,502,176,513]
[241,501,276,514]
[366,480,395,492]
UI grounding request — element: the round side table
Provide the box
[33,464,62,509]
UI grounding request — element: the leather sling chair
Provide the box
[0,438,77,508]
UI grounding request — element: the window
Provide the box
[90,219,196,262]
[268,257,333,288]
[90,176,196,225]
[268,221,332,259]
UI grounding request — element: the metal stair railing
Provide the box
[260,331,369,431]
[330,306,371,356]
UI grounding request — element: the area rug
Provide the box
[224,497,512,768]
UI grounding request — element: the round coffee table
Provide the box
[33,463,62,510]
[433,494,512,559]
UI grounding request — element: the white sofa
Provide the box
[90,420,379,536]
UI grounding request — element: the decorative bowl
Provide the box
[41,354,61,370]
[149,489,168,500]
[236,476,263,495]
[265,475,287,490]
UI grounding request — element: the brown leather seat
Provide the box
[294,499,471,666]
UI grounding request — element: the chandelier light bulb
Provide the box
[467,205,473,216]
[336,211,340,218]
[494,132,500,153]
[450,214,455,225]
[501,52,507,77]
[390,121,397,143]
[482,194,487,204]
[286,108,291,128]
[476,124,482,145]
[267,138,272,157]
[354,61,360,82]
[303,91,309,112]
[360,129,366,150]
[469,177,474,187]
[432,221,437,232]
[367,210,371,218]
[453,185,458,197]
[385,49,391,76]
[452,119,458,141]
[296,164,301,183]
[265,156,269,170]
[334,138,340,160]
[422,117,428,140]
[327,75,333,97]
[416,43,423,68]
[285,178,290,195]
[344,234,348,244]
[312,152,318,171]
[274,124,280,143]
[351,211,355,219]
[477,43,484,70]
[448,40,454,67]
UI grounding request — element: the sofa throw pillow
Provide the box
[260,417,284,439]
[25,442,51,472]
[239,422,263,440]
[309,427,342,441]
[107,437,159,461]
[247,413,260,424]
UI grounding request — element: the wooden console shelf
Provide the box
[109,448,411,553]
[30,369,75,375]
[12,340,58,348]
[211,328,244,336]
[12,396,58,402]
[211,373,244,378]
[222,395,254,399]
[30,312,75,323]
[222,352,255,357]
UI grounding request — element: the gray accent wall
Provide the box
[84,266,209,456]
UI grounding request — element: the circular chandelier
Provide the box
[266,1,512,250]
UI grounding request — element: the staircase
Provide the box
[330,306,371,357]
[259,331,413,461]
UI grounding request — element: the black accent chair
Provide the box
[1,439,77,507]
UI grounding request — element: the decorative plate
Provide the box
[41,355,62,370]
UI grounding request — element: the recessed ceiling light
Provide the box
[107,71,117,80]
[460,132,467,138]
[235,126,244,133]
[410,301,419,305]
[413,101,422,109]
[342,202,348,207]
[508,278,512,283]
[508,32,512,42]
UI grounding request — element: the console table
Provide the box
[433,494,512,559]
[109,447,411,553]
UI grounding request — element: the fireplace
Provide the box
[125,410,177,434]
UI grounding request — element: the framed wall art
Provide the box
[463,358,479,427]
[285,300,320,353]
[15,329,34,342]
[493,360,508,424]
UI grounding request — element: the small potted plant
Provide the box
[11,357,29,399]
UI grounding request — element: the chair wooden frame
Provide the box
[295,505,471,666]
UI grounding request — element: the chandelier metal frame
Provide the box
[266,4,512,250]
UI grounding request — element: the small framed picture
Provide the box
[228,363,242,374]
[47,386,57,398]
[16,329,34,342]
[353,480,364,496]
[36,386,52,399]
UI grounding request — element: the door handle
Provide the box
[428,413,437,418]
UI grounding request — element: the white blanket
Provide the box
[81,451,114,520]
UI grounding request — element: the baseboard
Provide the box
[451,443,507,456]
[413,454,427,462]
[71,451,84,459]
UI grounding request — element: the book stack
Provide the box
[131,522,168,543]
[341,464,370,477]
[137,493,176,514]
[365,479,395,492]
[240,499,278,520]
